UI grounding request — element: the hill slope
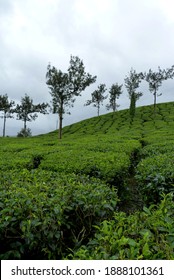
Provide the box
[62,101,174,138]
[0,102,174,260]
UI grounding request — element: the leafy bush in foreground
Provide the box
[0,170,118,259]
[69,193,174,260]
[136,153,174,204]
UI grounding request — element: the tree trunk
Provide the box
[3,114,6,137]
[130,93,136,121]
[130,95,135,113]
[58,113,63,139]
[97,104,100,116]
[24,119,27,131]
[58,101,64,139]
[154,90,157,115]
[113,99,116,113]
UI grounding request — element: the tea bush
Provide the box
[0,101,174,260]
[69,193,174,260]
[40,149,130,184]
[138,141,174,158]
[39,137,141,187]
[136,152,174,204]
[0,170,118,259]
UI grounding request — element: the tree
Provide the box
[85,84,107,116]
[0,94,15,137]
[106,83,123,112]
[15,94,48,134]
[124,68,144,120]
[46,55,97,139]
[145,65,174,113]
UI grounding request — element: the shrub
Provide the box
[69,193,174,260]
[17,128,32,137]
[0,170,118,259]
[136,153,174,204]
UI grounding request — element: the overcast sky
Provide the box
[1,0,174,136]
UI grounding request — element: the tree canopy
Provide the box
[85,84,107,116]
[145,65,174,113]
[15,94,48,134]
[106,83,123,112]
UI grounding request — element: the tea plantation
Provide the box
[0,102,174,259]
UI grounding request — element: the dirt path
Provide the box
[118,175,144,213]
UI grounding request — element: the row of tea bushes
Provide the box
[0,169,118,259]
[40,149,131,185]
[69,193,174,260]
[38,136,141,186]
[136,140,174,205]
[62,102,174,137]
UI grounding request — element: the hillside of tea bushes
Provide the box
[0,102,174,260]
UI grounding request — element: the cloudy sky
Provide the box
[0,0,174,136]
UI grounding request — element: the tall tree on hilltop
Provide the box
[145,65,174,114]
[15,94,48,135]
[106,83,123,112]
[124,68,144,121]
[0,94,15,137]
[85,84,107,116]
[46,55,97,139]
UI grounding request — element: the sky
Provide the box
[0,0,174,136]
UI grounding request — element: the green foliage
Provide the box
[106,83,123,112]
[145,65,174,111]
[0,101,174,260]
[70,193,174,260]
[0,170,118,259]
[124,68,144,120]
[85,84,107,116]
[46,55,96,139]
[136,152,174,204]
[68,55,97,94]
[15,93,48,130]
[36,136,141,196]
